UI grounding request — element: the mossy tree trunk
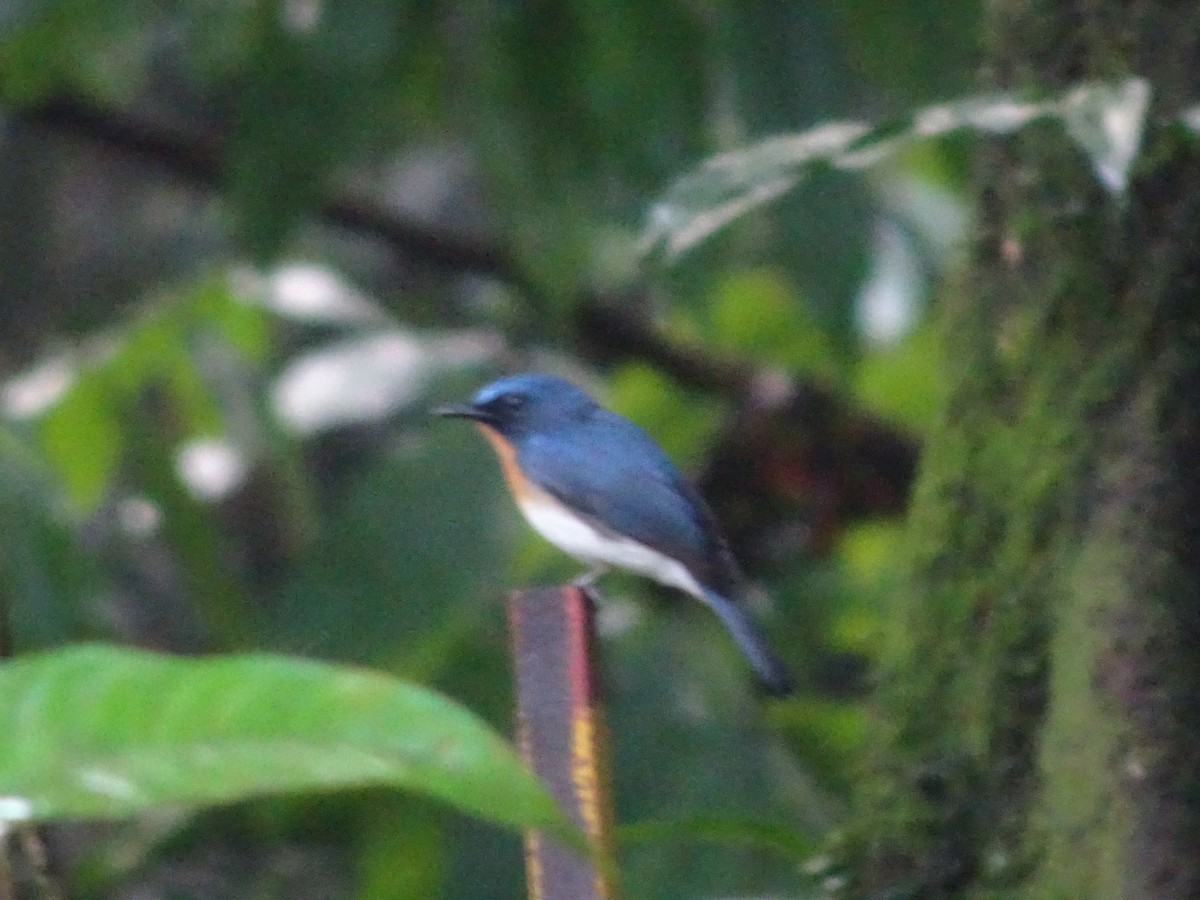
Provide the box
[853,4,1200,897]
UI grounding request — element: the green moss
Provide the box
[843,208,1148,895]
[840,0,1200,890]
[1030,534,1132,897]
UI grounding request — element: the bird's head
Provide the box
[433,373,598,440]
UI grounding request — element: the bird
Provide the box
[434,373,793,695]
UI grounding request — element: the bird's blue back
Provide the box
[513,403,742,595]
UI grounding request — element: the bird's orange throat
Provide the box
[475,423,536,502]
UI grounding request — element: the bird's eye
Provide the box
[501,393,526,411]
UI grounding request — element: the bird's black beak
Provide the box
[432,401,494,424]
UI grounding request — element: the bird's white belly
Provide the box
[517,494,705,599]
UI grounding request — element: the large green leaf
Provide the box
[0,645,569,842]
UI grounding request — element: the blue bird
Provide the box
[435,373,793,695]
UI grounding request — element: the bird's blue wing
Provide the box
[520,409,792,694]
[519,412,741,593]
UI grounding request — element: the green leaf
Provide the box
[642,78,1152,261]
[192,276,273,361]
[772,696,870,794]
[619,813,814,861]
[38,374,122,511]
[225,2,415,259]
[707,268,839,374]
[0,0,145,103]
[0,645,571,844]
[855,326,947,433]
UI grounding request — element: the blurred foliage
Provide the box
[0,1,989,897]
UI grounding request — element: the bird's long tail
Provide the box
[700,587,794,696]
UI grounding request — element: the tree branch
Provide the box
[14,97,533,291]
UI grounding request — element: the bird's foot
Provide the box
[571,567,608,591]
[571,567,607,588]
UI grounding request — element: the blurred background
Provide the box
[1,2,980,897]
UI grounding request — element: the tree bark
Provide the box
[852,4,1200,897]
